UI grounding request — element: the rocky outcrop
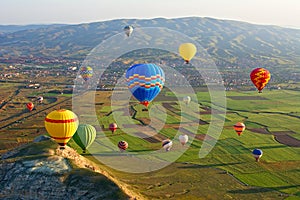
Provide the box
[0,138,136,200]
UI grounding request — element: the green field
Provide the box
[67,89,300,199]
[1,84,300,199]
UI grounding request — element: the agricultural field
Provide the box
[0,81,300,199]
[72,88,300,199]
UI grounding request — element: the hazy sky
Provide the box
[0,0,299,28]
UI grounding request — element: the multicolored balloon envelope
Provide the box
[123,25,133,37]
[118,141,128,152]
[250,68,271,93]
[44,109,79,146]
[73,124,96,153]
[179,134,188,146]
[109,123,118,133]
[126,63,165,107]
[179,43,197,64]
[162,139,173,151]
[233,122,246,136]
[79,66,93,81]
[252,149,263,162]
[26,102,34,111]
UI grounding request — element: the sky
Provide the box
[0,0,299,28]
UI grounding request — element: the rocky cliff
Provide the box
[0,137,141,200]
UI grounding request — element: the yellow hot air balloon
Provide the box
[179,43,197,64]
[45,109,79,147]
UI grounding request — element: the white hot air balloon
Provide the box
[37,96,43,103]
[123,25,133,37]
[183,96,191,105]
[162,139,173,151]
[179,134,188,146]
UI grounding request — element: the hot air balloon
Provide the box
[26,102,34,111]
[162,139,173,151]
[233,122,245,136]
[179,134,188,146]
[44,109,79,147]
[109,123,117,134]
[183,96,191,105]
[37,96,43,103]
[252,149,263,162]
[179,43,197,64]
[79,66,93,82]
[123,25,133,37]
[73,124,96,153]
[250,68,271,93]
[118,141,128,152]
[126,63,165,107]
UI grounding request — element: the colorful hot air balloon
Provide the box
[179,43,197,64]
[233,122,246,136]
[118,141,128,152]
[44,109,79,147]
[123,25,133,37]
[162,139,173,151]
[79,66,93,82]
[250,68,271,93]
[183,96,191,105]
[179,134,188,146]
[37,96,43,103]
[126,63,165,107]
[26,102,34,111]
[252,149,263,162]
[109,123,117,134]
[73,124,96,153]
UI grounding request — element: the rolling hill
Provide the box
[0,17,299,66]
[0,24,65,34]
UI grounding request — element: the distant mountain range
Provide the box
[0,17,299,66]
[0,24,66,33]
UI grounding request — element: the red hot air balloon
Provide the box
[250,68,271,93]
[118,141,128,152]
[109,123,117,134]
[26,102,34,111]
[233,122,246,136]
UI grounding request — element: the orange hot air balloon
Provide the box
[233,122,245,136]
[26,102,34,111]
[250,68,271,93]
[44,109,79,147]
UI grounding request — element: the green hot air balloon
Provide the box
[73,124,96,153]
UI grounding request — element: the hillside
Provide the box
[0,24,65,34]
[0,17,299,66]
[0,137,137,200]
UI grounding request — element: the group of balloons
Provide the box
[232,68,270,161]
[43,25,271,158]
[44,109,125,152]
[43,109,188,152]
[234,121,263,161]
[25,96,44,112]
[161,134,190,152]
